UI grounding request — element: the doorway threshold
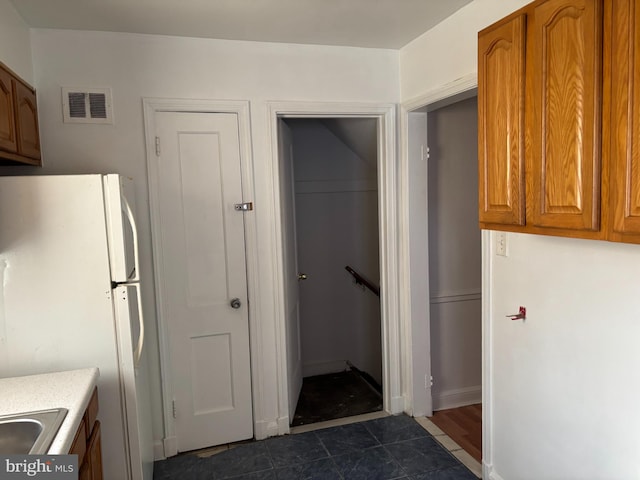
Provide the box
[290,410,389,434]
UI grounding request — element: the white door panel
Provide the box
[279,120,303,421]
[113,284,152,480]
[104,175,139,283]
[155,112,252,452]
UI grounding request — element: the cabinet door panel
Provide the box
[478,14,526,226]
[0,67,17,153]
[529,0,602,230]
[610,0,640,235]
[88,421,103,480]
[14,81,41,161]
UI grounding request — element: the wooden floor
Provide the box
[430,403,482,462]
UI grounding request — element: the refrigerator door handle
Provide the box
[122,195,141,283]
[132,283,145,366]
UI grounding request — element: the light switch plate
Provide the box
[496,231,508,256]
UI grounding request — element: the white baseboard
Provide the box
[154,441,166,461]
[484,462,505,480]
[277,415,290,435]
[162,436,178,458]
[433,385,481,411]
[254,418,281,440]
[302,360,348,378]
[389,394,406,415]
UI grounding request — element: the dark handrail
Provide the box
[345,265,380,297]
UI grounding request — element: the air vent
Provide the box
[62,87,113,124]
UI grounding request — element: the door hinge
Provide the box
[421,145,430,162]
[234,202,253,211]
[426,375,433,389]
[172,399,177,419]
[155,136,161,157]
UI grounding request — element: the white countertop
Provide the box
[0,368,99,454]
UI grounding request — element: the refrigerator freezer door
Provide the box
[104,175,139,283]
[0,174,133,480]
[114,285,154,480]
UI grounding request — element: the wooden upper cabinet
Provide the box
[478,14,526,226]
[0,66,17,153]
[0,62,41,166]
[14,80,41,161]
[528,0,603,230]
[609,0,640,239]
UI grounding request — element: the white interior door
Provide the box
[407,110,432,417]
[155,111,253,452]
[279,119,303,422]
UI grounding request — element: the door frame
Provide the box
[399,74,492,472]
[142,98,259,458]
[398,73,491,416]
[266,101,404,426]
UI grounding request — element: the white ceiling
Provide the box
[8,0,472,49]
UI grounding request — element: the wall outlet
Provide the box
[496,231,508,256]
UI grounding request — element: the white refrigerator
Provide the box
[0,174,154,480]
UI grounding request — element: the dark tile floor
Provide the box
[154,415,478,480]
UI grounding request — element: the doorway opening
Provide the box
[279,117,383,427]
[406,91,482,461]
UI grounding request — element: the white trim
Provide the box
[481,229,493,477]
[432,385,482,411]
[153,441,165,461]
[142,97,260,453]
[399,110,429,417]
[430,290,482,304]
[485,463,505,480]
[403,73,478,113]
[398,74,481,420]
[162,436,177,458]
[254,420,279,441]
[266,101,401,432]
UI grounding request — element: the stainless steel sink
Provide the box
[0,408,68,454]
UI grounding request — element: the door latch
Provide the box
[234,202,253,211]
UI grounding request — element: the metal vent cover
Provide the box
[62,87,113,124]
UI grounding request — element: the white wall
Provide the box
[427,96,481,410]
[491,234,640,479]
[288,119,382,384]
[400,0,529,102]
[401,1,640,478]
[0,0,33,84]
[15,28,398,452]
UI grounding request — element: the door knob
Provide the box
[298,273,308,281]
[230,298,241,309]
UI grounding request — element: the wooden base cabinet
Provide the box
[70,388,103,480]
[0,62,41,166]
